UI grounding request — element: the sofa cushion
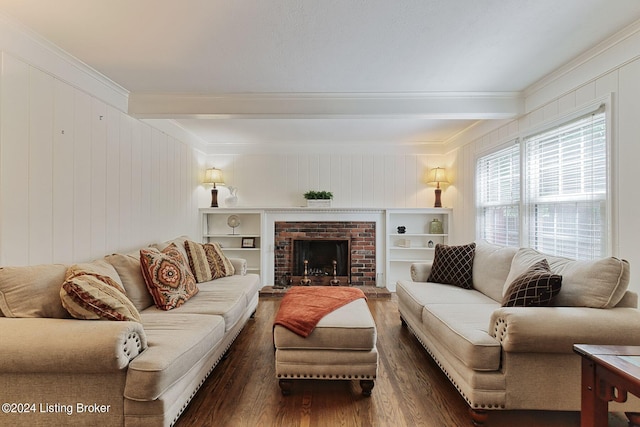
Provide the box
[140,244,199,310]
[504,248,629,308]
[428,243,476,289]
[502,259,562,307]
[472,241,518,302]
[144,282,247,331]
[0,264,70,318]
[184,240,235,282]
[422,303,501,371]
[396,280,497,321]
[105,252,155,311]
[60,262,141,322]
[126,312,225,401]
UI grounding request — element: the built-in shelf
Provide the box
[200,207,452,290]
[200,209,264,278]
[386,208,452,286]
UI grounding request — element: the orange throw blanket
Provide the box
[274,286,366,337]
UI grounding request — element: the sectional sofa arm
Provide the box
[0,318,147,373]
[410,261,433,282]
[489,306,640,354]
[229,257,247,275]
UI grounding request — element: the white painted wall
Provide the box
[0,52,203,266]
[448,27,640,294]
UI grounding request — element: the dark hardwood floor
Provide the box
[175,295,628,427]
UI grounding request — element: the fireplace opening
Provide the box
[292,238,350,285]
[274,221,376,287]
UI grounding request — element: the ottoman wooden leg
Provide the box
[360,379,374,396]
[279,379,293,396]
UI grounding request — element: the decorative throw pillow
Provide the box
[105,252,155,311]
[60,264,142,322]
[139,243,198,310]
[184,240,235,282]
[427,243,476,289]
[502,259,562,307]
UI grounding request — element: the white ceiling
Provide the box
[2,0,640,146]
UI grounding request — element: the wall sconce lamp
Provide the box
[203,168,225,207]
[426,167,448,208]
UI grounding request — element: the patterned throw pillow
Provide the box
[502,259,562,307]
[60,264,141,322]
[139,243,198,310]
[184,240,235,282]
[427,243,476,289]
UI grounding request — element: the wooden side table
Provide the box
[573,344,640,427]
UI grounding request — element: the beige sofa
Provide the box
[397,241,640,425]
[0,236,260,427]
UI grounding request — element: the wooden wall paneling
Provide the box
[308,153,320,191]
[150,128,162,240]
[318,153,331,196]
[543,100,559,121]
[405,156,418,208]
[165,136,175,235]
[383,156,395,207]
[616,59,640,290]
[0,55,30,265]
[73,89,92,261]
[118,114,133,251]
[393,156,405,207]
[340,155,352,207]
[373,155,385,207]
[139,124,152,243]
[329,154,342,206]
[596,70,619,98]
[361,154,375,207]
[351,154,364,207]
[558,92,577,115]
[105,105,121,253]
[285,154,300,205]
[52,79,75,263]
[575,82,597,106]
[28,66,54,265]
[130,120,143,248]
[90,98,108,259]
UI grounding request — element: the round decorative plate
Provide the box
[227,215,241,228]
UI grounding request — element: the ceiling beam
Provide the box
[128,92,523,120]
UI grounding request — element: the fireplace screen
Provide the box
[293,239,350,281]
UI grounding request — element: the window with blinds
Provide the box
[476,143,520,246]
[523,108,607,260]
[475,105,609,260]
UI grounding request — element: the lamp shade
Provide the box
[426,167,448,185]
[203,168,225,185]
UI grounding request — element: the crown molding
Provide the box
[0,12,129,111]
[524,18,640,100]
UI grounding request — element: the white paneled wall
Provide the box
[0,52,202,266]
[206,153,448,209]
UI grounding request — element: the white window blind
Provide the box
[523,108,607,260]
[476,143,520,246]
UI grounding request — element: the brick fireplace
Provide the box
[274,221,376,287]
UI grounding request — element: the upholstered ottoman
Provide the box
[273,291,378,396]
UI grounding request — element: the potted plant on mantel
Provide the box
[304,190,333,207]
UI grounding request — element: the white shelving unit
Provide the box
[199,208,264,277]
[385,208,452,286]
